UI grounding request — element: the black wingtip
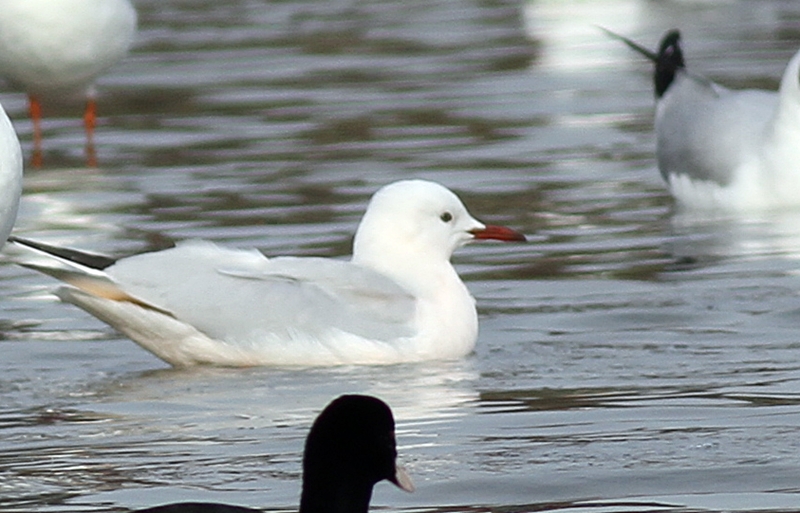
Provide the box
[7,236,117,270]
[655,29,684,97]
[598,26,658,62]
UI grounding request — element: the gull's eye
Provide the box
[440,212,453,223]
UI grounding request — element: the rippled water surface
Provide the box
[3,0,800,511]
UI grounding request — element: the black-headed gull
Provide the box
[0,0,137,166]
[0,101,22,245]
[135,395,414,513]
[605,28,800,211]
[8,180,525,367]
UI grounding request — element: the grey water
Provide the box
[2,0,800,511]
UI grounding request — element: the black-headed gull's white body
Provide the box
[0,101,22,244]
[0,0,137,165]
[8,180,525,367]
[608,29,800,211]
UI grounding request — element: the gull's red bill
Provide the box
[470,225,526,242]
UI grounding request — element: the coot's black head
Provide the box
[135,395,411,513]
[300,395,412,513]
[655,29,685,97]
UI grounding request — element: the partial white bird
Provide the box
[7,180,525,367]
[0,101,23,245]
[0,0,137,167]
[605,28,800,211]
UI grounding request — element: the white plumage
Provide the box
[8,180,525,367]
[0,101,22,244]
[0,0,137,164]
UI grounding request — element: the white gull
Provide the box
[8,180,525,367]
[0,0,137,166]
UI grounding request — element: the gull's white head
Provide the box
[352,180,524,272]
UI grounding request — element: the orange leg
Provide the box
[28,95,43,168]
[84,97,97,167]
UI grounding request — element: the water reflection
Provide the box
[98,362,481,424]
[0,360,480,512]
[669,211,800,264]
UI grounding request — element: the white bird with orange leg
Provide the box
[7,180,526,367]
[604,28,800,212]
[0,0,137,167]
